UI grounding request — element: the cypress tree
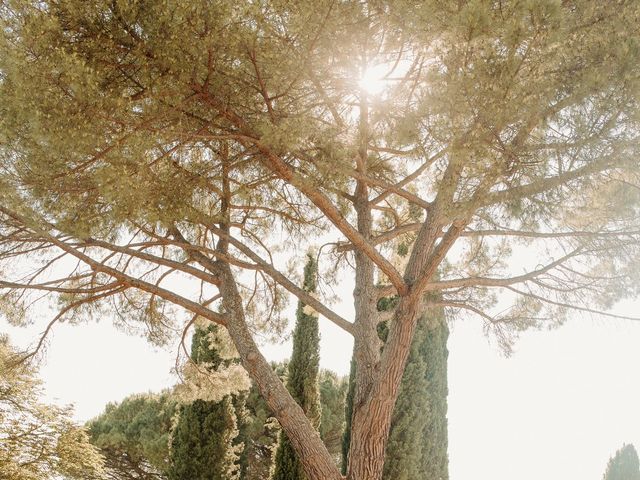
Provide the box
[341,300,449,480]
[382,310,449,480]
[603,444,640,480]
[341,357,356,475]
[272,255,321,480]
[168,324,242,480]
[318,371,348,464]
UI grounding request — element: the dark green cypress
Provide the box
[603,444,640,480]
[271,255,321,480]
[318,370,348,464]
[168,324,241,480]
[382,309,449,480]
[341,357,356,475]
[341,300,449,480]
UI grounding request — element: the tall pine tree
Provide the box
[341,301,449,480]
[603,444,640,480]
[168,324,242,480]
[272,255,321,480]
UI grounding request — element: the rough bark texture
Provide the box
[343,297,450,480]
[341,357,356,476]
[347,296,422,480]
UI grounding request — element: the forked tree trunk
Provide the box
[218,259,424,480]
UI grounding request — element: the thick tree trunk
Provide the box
[347,298,422,480]
[383,309,450,480]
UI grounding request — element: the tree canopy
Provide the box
[87,363,346,480]
[603,444,640,480]
[1,2,640,479]
[0,336,105,480]
[88,392,177,480]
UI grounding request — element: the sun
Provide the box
[358,64,390,95]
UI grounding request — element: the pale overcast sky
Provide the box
[2,295,639,480]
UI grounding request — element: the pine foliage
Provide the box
[0,337,104,480]
[88,392,176,480]
[2,2,640,479]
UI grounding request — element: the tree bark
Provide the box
[347,297,422,480]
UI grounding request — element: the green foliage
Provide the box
[87,391,177,479]
[272,255,322,480]
[85,360,345,480]
[318,371,348,464]
[169,397,241,480]
[239,363,345,480]
[235,381,281,480]
[2,2,640,478]
[603,444,640,480]
[0,337,105,480]
[168,324,242,480]
[341,357,356,475]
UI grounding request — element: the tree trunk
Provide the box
[383,311,449,480]
[347,298,422,480]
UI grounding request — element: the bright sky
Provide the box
[2,294,639,480]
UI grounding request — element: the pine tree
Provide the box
[168,324,242,480]
[88,392,177,479]
[272,255,321,480]
[4,3,640,479]
[603,444,640,480]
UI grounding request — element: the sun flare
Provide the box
[358,64,390,95]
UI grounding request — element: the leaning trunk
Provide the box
[218,265,342,480]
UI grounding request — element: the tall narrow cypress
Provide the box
[341,357,356,475]
[383,310,449,480]
[603,444,640,480]
[271,255,321,480]
[168,324,242,480]
[341,301,449,480]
